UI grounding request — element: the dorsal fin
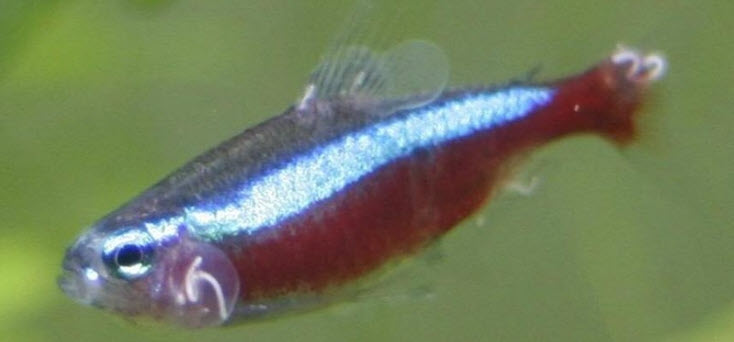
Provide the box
[297,2,449,113]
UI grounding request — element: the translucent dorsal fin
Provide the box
[297,3,449,112]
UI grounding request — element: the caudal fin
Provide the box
[545,46,667,145]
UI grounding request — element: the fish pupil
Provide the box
[115,244,143,267]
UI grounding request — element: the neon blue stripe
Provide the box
[186,87,553,239]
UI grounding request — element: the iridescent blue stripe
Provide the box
[185,87,553,240]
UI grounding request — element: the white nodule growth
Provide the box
[184,256,230,322]
[611,49,641,78]
[506,176,541,196]
[169,274,187,306]
[350,71,367,94]
[641,54,666,81]
[84,267,99,282]
[611,46,667,83]
[297,84,317,111]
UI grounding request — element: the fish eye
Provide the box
[101,229,156,279]
[103,243,154,279]
[116,244,144,266]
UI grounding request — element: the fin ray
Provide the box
[298,2,449,112]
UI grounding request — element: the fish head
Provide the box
[59,223,240,327]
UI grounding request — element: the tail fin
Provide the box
[548,46,667,145]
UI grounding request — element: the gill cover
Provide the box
[152,236,240,327]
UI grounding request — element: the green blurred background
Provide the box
[1,0,732,341]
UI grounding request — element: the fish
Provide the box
[58,5,666,328]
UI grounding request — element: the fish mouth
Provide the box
[58,260,91,305]
[59,246,101,306]
[58,270,82,301]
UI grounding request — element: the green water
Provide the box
[1,1,732,341]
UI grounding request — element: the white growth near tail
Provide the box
[506,176,541,196]
[641,54,666,81]
[184,256,229,321]
[612,46,667,82]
